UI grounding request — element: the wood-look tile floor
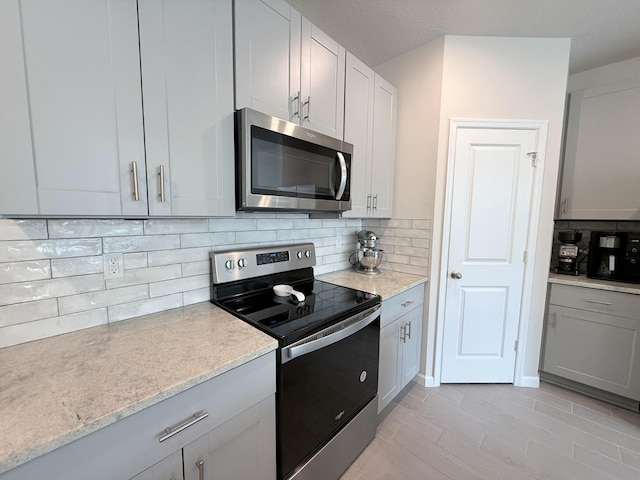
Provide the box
[341,382,640,480]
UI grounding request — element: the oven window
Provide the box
[251,126,350,200]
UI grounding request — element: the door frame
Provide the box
[432,118,549,387]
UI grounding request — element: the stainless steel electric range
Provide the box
[211,243,380,480]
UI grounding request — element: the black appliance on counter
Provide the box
[210,243,380,480]
[587,231,640,283]
[555,230,582,275]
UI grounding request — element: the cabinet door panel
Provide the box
[20,0,147,216]
[343,53,374,218]
[0,0,38,215]
[378,319,402,413]
[370,75,397,218]
[400,307,423,389]
[130,451,183,480]
[300,19,345,139]
[234,0,301,122]
[543,305,640,399]
[139,0,235,217]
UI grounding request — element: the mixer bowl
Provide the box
[359,249,383,270]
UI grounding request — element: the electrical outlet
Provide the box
[104,253,124,279]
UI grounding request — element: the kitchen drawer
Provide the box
[549,283,640,319]
[381,284,424,328]
[2,352,275,480]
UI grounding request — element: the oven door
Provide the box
[236,108,352,212]
[278,304,380,479]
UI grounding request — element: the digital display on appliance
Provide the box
[256,250,290,265]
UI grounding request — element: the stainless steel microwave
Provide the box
[235,108,353,213]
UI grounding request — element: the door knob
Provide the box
[450,271,462,279]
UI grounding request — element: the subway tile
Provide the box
[105,265,182,289]
[277,229,309,241]
[209,217,257,232]
[257,218,294,230]
[305,227,335,238]
[148,247,210,267]
[51,256,103,278]
[180,232,235,248]
[380,236,411,247]
[0,239,102,262]
[0,219,48,240]
[182,260,210,277]
[292,218,313,229]
[394,246,429,258]
[379,219,412,229]
[0,274,104,306]
[58,285,149,315]
[123,252,148,270]
[144,218,208,235]
[0,299,58,328]
[183,287,211,306]
[103,235,180,254]
[315,246,336,257]
[393,228,431,239]
[149,274,209,298]
[410,237,431,248]
[107,294,183,323]
[48,219,143,238]
[0,260,51,284]
[362,219,381,228]
[276,212,308,219]
[343,218,362,228]
[335,227,359,237]
[0,309,108,349]
[236,230,276,244]
[385,263,428,276]
[322,218,347,228]
[236,212,276,219]
[314,263,335,275]
[411,219,432,230]
[384,253,411,265]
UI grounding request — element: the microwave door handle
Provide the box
[335,152,348,200]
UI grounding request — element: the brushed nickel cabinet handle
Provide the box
[373,194,378,210]
[366,194,371,210]
[292,90,301,117]
[406,321,412,340]
[401,300,414,308]
[158,411,208,443]
[131,161,139,201]
[586,299,613,306]
[158,165,165,202]
[196,460,204,480]
[562,198,568,214]
[303,96,310,121]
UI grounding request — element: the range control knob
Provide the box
[224,259,235,270]
[296,251,303,259]
[238,258,247,268]
[305,250,312,258]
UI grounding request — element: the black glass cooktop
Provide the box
[215,277,379,345]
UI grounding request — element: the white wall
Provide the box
[376,35,571,387]
[567,55,640,92]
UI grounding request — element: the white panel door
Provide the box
[300,19,345,139]
[234,0,301,123]
[19,0,147,216]
[343,53,375,218]
[139,0,235,217]
[0,0,38,215]
[441,128,537,383]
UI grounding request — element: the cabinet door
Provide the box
[400,306,423,389]
[0,0,38,215]
[342,53,375,218]
[183,396,276,480]
[234,0,301,123]
[559,79,640,220]
[543,304,640,400]
[369,74,397,218]
[17,0,148,216]
[130,451,183,480]
[378,317,402,413]
[139,0,235,217]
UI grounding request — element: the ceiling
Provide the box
[287,0,640,74]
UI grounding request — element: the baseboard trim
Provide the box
[417,373,437,388]
[516,375,540,388]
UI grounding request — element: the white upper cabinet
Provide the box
[343,53,397,218]
[139,0,235,217]
[3,0,148,216]
[234,0,345,139]
[1,0,234,218]
[558,78,640,220]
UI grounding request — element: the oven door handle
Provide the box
[335,152,348,200]
[282,304,380,364]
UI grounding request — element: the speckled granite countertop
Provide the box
[0,302,277,475]
[548,272,640,295]
[318,269,428,299]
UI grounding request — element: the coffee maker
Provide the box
[555,230,582,275]
[352,230,383,275]
[587,231,640,283]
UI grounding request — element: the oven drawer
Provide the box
[549,283,640,319]
[381,284,425,328]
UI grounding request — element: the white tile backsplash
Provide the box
[0,260,51,284]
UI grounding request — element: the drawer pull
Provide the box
[585,299,613,306]
[196,460,205,480]
[159,411,208,443]
[401,300,414,308]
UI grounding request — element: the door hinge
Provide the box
[523,251,527,263]
[527,151,538,167]
[514,339,519,352]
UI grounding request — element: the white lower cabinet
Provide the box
[541,283,640,401]
[1,353,276,480]
[378,284,425,413]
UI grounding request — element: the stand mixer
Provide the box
[352,230,383,275]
